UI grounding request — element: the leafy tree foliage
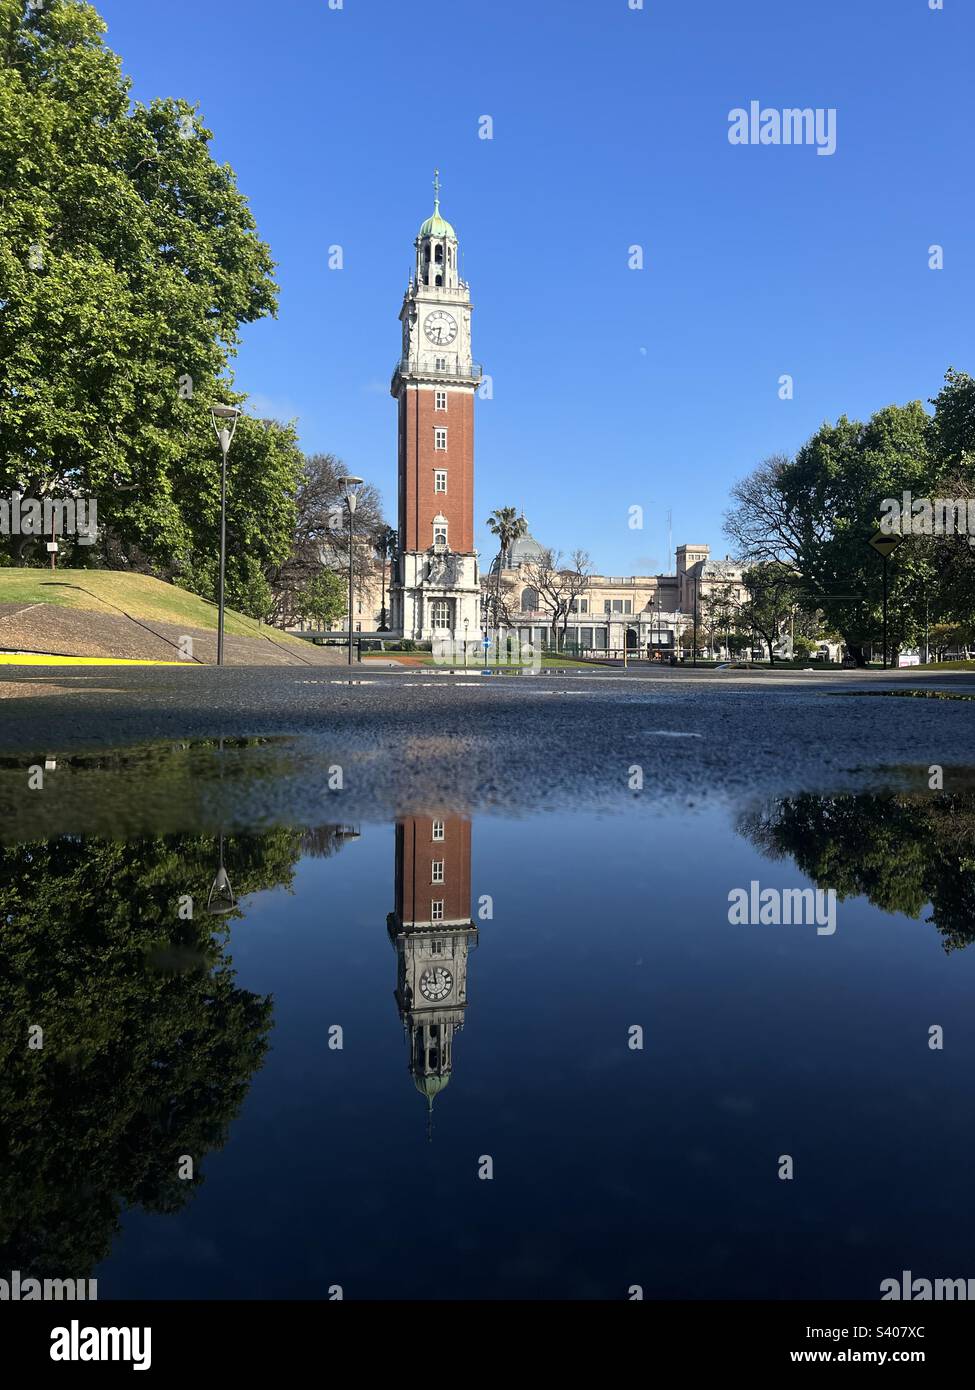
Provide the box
[0,830,291,1274]
[724,372,975,663]
[0,814,355,1275]
[0,0,301,612]
[740,789,975,952]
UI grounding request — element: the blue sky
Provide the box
[95,0,973,575]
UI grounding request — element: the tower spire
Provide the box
[433,167,441,214]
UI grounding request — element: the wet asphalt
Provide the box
[1,663,974,827]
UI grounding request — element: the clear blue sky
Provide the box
[95,0,973,575]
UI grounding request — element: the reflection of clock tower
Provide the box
[390,173,482,644]
[387,816,478,1125]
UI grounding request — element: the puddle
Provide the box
[1,741,974,1298]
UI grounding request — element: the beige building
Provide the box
[487,533,749,657]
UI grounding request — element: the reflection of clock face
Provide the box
[424,311,457,346]
[419,966,453,1001]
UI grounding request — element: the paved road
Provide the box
[1,662,973,828]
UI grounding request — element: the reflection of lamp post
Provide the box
[211,405,241,667]
[207,834,235,915]
[338,476,363,666]
[464,616,469,670]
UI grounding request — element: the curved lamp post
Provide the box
[338,476,363,666]
[211,404,241,667]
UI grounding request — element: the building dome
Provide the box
[414,1072,451,1099]
[492,529,546,572]
[419,201,456,241]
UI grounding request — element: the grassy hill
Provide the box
[0,568,299,642]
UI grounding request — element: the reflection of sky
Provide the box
[96,808,975,1301]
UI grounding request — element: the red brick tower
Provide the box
[390,173,482,643]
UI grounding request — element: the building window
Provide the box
[434,469,447,493]
[432,819,445,841]
[434,427,447,450]
[570,598,588,614]
[433,522,448,549]
[604,600,612,614]
[431,900,444,921]
[435,274,443,287]
[431,599,450,629]
[521,587,539,612]
[432,860,444,883]
[623,600,632,614]
[435,245,444,264]
[435,357,447,371]
[612,599,623,613]
[432,939,443,955]
[435,390,447,411]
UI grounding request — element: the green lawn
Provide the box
[0,568,308,645]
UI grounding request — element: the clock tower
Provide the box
[390,174,482,645]
[387,815,479,1128]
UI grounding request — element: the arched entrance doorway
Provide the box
[625,626,638,651]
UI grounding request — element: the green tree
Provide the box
[725,402,935,664]
[0,830,288,1274]
[486,506,528,628]
[739,789,975,952]
[0,0,294,593]
[738,563,797,665]
[374,524,397,631]
[294,568,345,627]
[925,370,975,634]
[0,817,357,1275]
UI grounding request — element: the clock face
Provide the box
[424,311,458,347]
[419,966,453,1001]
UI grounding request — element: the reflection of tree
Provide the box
[0,831,304,1277]
[739,791,975,951]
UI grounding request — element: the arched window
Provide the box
[435,274,443,287]
[521,587,539,612]
[434,244,444,264]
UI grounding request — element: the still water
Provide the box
[2,745,974,1300]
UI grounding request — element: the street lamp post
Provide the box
[464,616,469,670]
[210,404,241,667]
[692,573,699,668]
[338,476,363,666]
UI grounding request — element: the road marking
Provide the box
[643,730,703,738]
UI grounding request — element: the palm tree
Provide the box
[374,524,397,631]
[486,507,528,631]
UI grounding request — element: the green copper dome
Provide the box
[419,201,456,241]
[414,1071,451,1099]
[419,171,456,240]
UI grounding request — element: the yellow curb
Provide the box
[0,653,186,667]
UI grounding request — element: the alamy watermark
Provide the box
[881,1270,975,1300]
[728,102,837,157]
[1,1269,97,1300]
[728,880,837,935]
[880,492,975,547]
[0,493,98,544]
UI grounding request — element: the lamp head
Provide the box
[338,475,364,513]
[211,403,241,455]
